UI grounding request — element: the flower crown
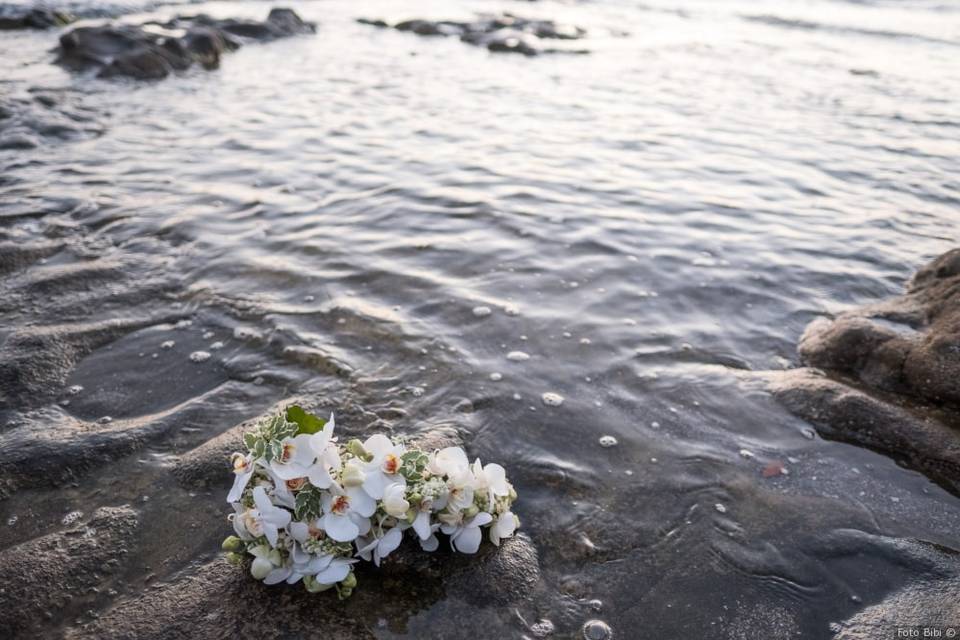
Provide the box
[222,407,519,598]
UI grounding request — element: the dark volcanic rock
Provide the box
[773,248,960,492]
[360,13,587,56]
[0,506,139,637]
[0,7,73,30]
[55,8,315,80]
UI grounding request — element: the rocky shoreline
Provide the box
[771,248,960,495]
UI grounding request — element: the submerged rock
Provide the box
[0,7,73,30]
[55,8,315,80]
[0,506,139,636]
[773,248,960,492]
[359,13,587,56]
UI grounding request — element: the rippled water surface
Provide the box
[2,0,959,637]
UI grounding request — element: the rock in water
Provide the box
[771,247,960,493]
[358,13,588,56]
[55,8,316,80]
[0,8,73,30]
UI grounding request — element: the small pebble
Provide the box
[202,331,215,339]
[542,392,565,407]
[97,416,112,424]
[599,435,618,448]
[472,306,492,317]
[174,319,192,329]
[62,511,83,526]
[7,515,17,526]
[189,351,211,363]
[531,619,555,638]
[209,341,225,350]
[507,351,530,362]
[715,503,727,514]
[582,619,613,640]
[160,340,175,349]
[802,427,816,440]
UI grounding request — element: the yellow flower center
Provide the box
[382,453,400,474]
[285,477,307,491]
[280,443,295,463]
[332,496,350,514]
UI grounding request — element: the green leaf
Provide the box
[294,486,324,521]
[252,439,266,460]
[286,405,327,436]
[243,432,258,452]
[268,440,283,463]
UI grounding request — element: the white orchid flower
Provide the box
[268,433,317,480]
[471,459,510,506]
[489,512,518,546]
[249,544,283,581]
[382,483,410,519]
[240,486,292,546]
[441,511,493,554]
[361,434,406,500]
[321,486,375,542]
[428,446,470,477]
[307,414,342,489]
[265,469,297,510]
[356,527,404,567]
[226,452,256,503]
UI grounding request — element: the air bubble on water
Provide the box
[209,341,225,350]
[62,511,83,526]
[189,351,211,363]
[542,392,564,407]
[67,385,83,395]
[715,503,727,514]
[507,351,530,361]
[599,435,618,448]
[490,372,503,381]
[531,619,555,637]
[161,340,175,349]
[472,306,492,317]
[233,327,262,341]
[582,619,613,640]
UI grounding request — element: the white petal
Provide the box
[306,463,333,489]
[353,514,371,537]
[363,434,394,457]
[227,470,253,503]
[252,486,272,513]
[413,510,432,540]
[288,521,309,543]
[324,513,359,542]
[290,434,317,466]
[378,527,403,559]
[484,463,509,495]
[362,470,388,500]
[471,512,493,528]
[262,522,279,547]
[453,525,483,554]
[270,460,307,480]
[264,567,292,585]
[315,559,352,584]
[348,485,378,516]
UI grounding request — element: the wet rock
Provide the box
[361,13,587,55]
[770,369,960,493]
[0,506,138,637]
[0,7,73,30]
[0,316,180,409]
[774,248,960,492]
[71,533,538,639]
[55,8,315,80]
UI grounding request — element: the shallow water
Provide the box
[1,0,959,637]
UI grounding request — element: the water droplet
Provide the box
[161,340,175,349]
[507,351,530,361]
[489,372,503,381]
[599,435,618,447]
[582,619,613,640]
[189,351,211,363]
[542,392,564,406]
[472,306,492,317]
